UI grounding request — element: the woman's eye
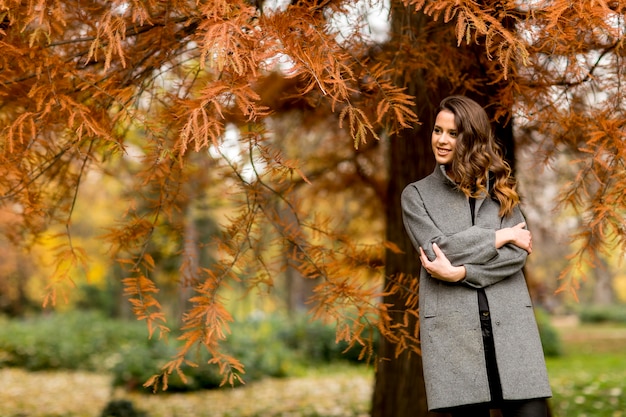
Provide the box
[449,131,458,137]
[433,128,441,134]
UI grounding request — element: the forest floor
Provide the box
[0,318,625,417]
[0,364,373,417]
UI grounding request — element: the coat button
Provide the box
[495,321,501,326]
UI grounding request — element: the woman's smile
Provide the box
[435,147,452,156]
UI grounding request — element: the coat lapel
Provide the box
[435,164,491,224]
[475,171,494,216]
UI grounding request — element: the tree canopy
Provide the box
[1,0,625,396]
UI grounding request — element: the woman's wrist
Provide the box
[456,265,466,282]
[449,265,466,282]
[495,228,511,248]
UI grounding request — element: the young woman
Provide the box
[401,95,552,417]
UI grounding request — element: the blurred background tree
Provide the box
[1,1,626,416]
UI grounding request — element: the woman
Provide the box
[401,95,552,417]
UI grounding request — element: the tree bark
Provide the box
[372,103,441,417]
[371,1,451,415]
[371,6,449,414]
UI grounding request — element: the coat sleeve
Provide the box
[401,183,528,289]
[401,184,498,265]
[461,205,529,289]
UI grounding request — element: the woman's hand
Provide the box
[496,222,533,254]
[419,243,466,283]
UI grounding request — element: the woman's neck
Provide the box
[444,165,455,182]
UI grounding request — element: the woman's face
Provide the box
[432,109,458,168]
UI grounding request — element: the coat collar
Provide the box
[433,164,492,213]
[434,164,456,186]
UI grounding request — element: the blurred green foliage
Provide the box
[0,310,375,393]
[0,311,148,371]
[536,307,563,357]
[578,304,626,324]
[100,399,147,417]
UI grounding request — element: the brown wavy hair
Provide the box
[438,95,519,217]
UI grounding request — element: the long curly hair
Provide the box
[438,95,519,217]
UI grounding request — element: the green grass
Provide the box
[546,323,626,417]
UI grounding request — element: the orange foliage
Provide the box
[1,0,626,389]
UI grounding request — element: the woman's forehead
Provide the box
[435,110,457,129]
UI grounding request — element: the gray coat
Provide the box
[401,165,552,411]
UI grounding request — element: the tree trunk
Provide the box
[371,2,451,415]
[371,6,449,412]
[372,103,441,417]
[591,256,615,305]
[284,240,317,314]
